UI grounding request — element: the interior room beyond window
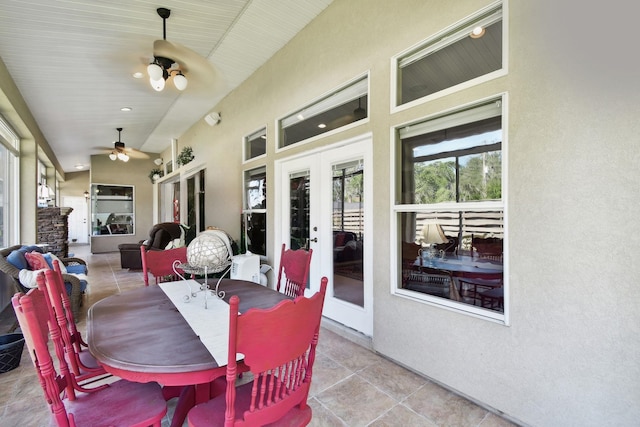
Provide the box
[395,98,505,318]
[242,167,267,256]
[279,75,368,148]
[397,2,503,105]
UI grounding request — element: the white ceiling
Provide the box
[0,0,332,172]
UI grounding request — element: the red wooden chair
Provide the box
[12,287,168,427]
[187,277,328,427]
[276,243,313,298]
[141,245,188,286]
[37,266,109,385]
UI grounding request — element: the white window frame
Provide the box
[242,166,267,259]
[391,0,507,114]
[390,94,509,325]
[276,72,370,152]
[242,126,267,164]
[0,115,20,246]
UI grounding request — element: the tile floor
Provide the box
[0,245,519,427]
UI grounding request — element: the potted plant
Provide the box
[148,168,164,183]
[177,146,194,166]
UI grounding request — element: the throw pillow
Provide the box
[24,251,50,271]
[18,268,48,289]
[43,252,68,274]
[6,249,28,270]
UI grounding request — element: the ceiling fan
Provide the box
[97,128,149,162]
[146,7,221,93]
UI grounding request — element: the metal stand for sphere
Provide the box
[173,261,231,309]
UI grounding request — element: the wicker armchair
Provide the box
[0,245,87,319]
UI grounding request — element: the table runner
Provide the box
[159,279,235,366]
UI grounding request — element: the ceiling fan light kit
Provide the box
[147,8,188,92]
[109,128,130,162]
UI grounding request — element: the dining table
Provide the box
[87,278,291,427]
[413,254,503,302]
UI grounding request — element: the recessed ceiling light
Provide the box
[132,72,144,79]
[318,123,327,129]
[470,26,485,38]
[75,164,84,170]
[121,107,132,112]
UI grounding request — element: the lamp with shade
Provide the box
[417,222,447,264]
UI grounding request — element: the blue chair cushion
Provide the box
[22,245,44,253]
[65,263,87,275]
[65,279,88,295]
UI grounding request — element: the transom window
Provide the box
[395,2,503,106]
[278,75,368,149]
[244,127,266,161]
[394,97,506,321]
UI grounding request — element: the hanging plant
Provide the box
[177,146,194,166]
[148,168,164,183]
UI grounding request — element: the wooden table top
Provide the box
[87,279,290,383]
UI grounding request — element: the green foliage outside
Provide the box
[413,151,501,204]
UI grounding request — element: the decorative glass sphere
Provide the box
[187,231,232,272]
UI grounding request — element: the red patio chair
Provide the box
[37,266,109,385]
[12,287,168,427]
[276,243,313,298]
[187,277,328,427]
[141,245,188,286]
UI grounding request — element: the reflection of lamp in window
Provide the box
[417,222,447,263]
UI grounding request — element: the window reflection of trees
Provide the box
[403,116,502,204]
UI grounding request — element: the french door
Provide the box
[276,135,372,336]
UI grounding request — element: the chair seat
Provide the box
[479,287,504,309]
[55,380,167,427]
[78,348,102,371]
[188,379,312,427]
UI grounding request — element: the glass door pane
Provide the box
[289,171,310,251]
[332,161,364,307]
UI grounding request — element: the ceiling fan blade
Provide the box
[125,149,150,159]
[153,39,225,94]
[94,146,115,152]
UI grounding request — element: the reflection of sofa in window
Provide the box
[118,222,183,270]
[333,231,362,263]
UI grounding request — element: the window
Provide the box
[90,184,135,236]
[278,75,368,148]
[244,127,266,161]
[395,2,503,107]
[394,97,506,320]
[241,167,267,256]
[185,169,206,245]
[0,115,19,247]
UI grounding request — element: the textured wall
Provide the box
[166,0,640,425]
[89,154,157,253]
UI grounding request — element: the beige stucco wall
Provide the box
[171,1,640,425]
[89,154,157,253]
[59,170,90,199]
